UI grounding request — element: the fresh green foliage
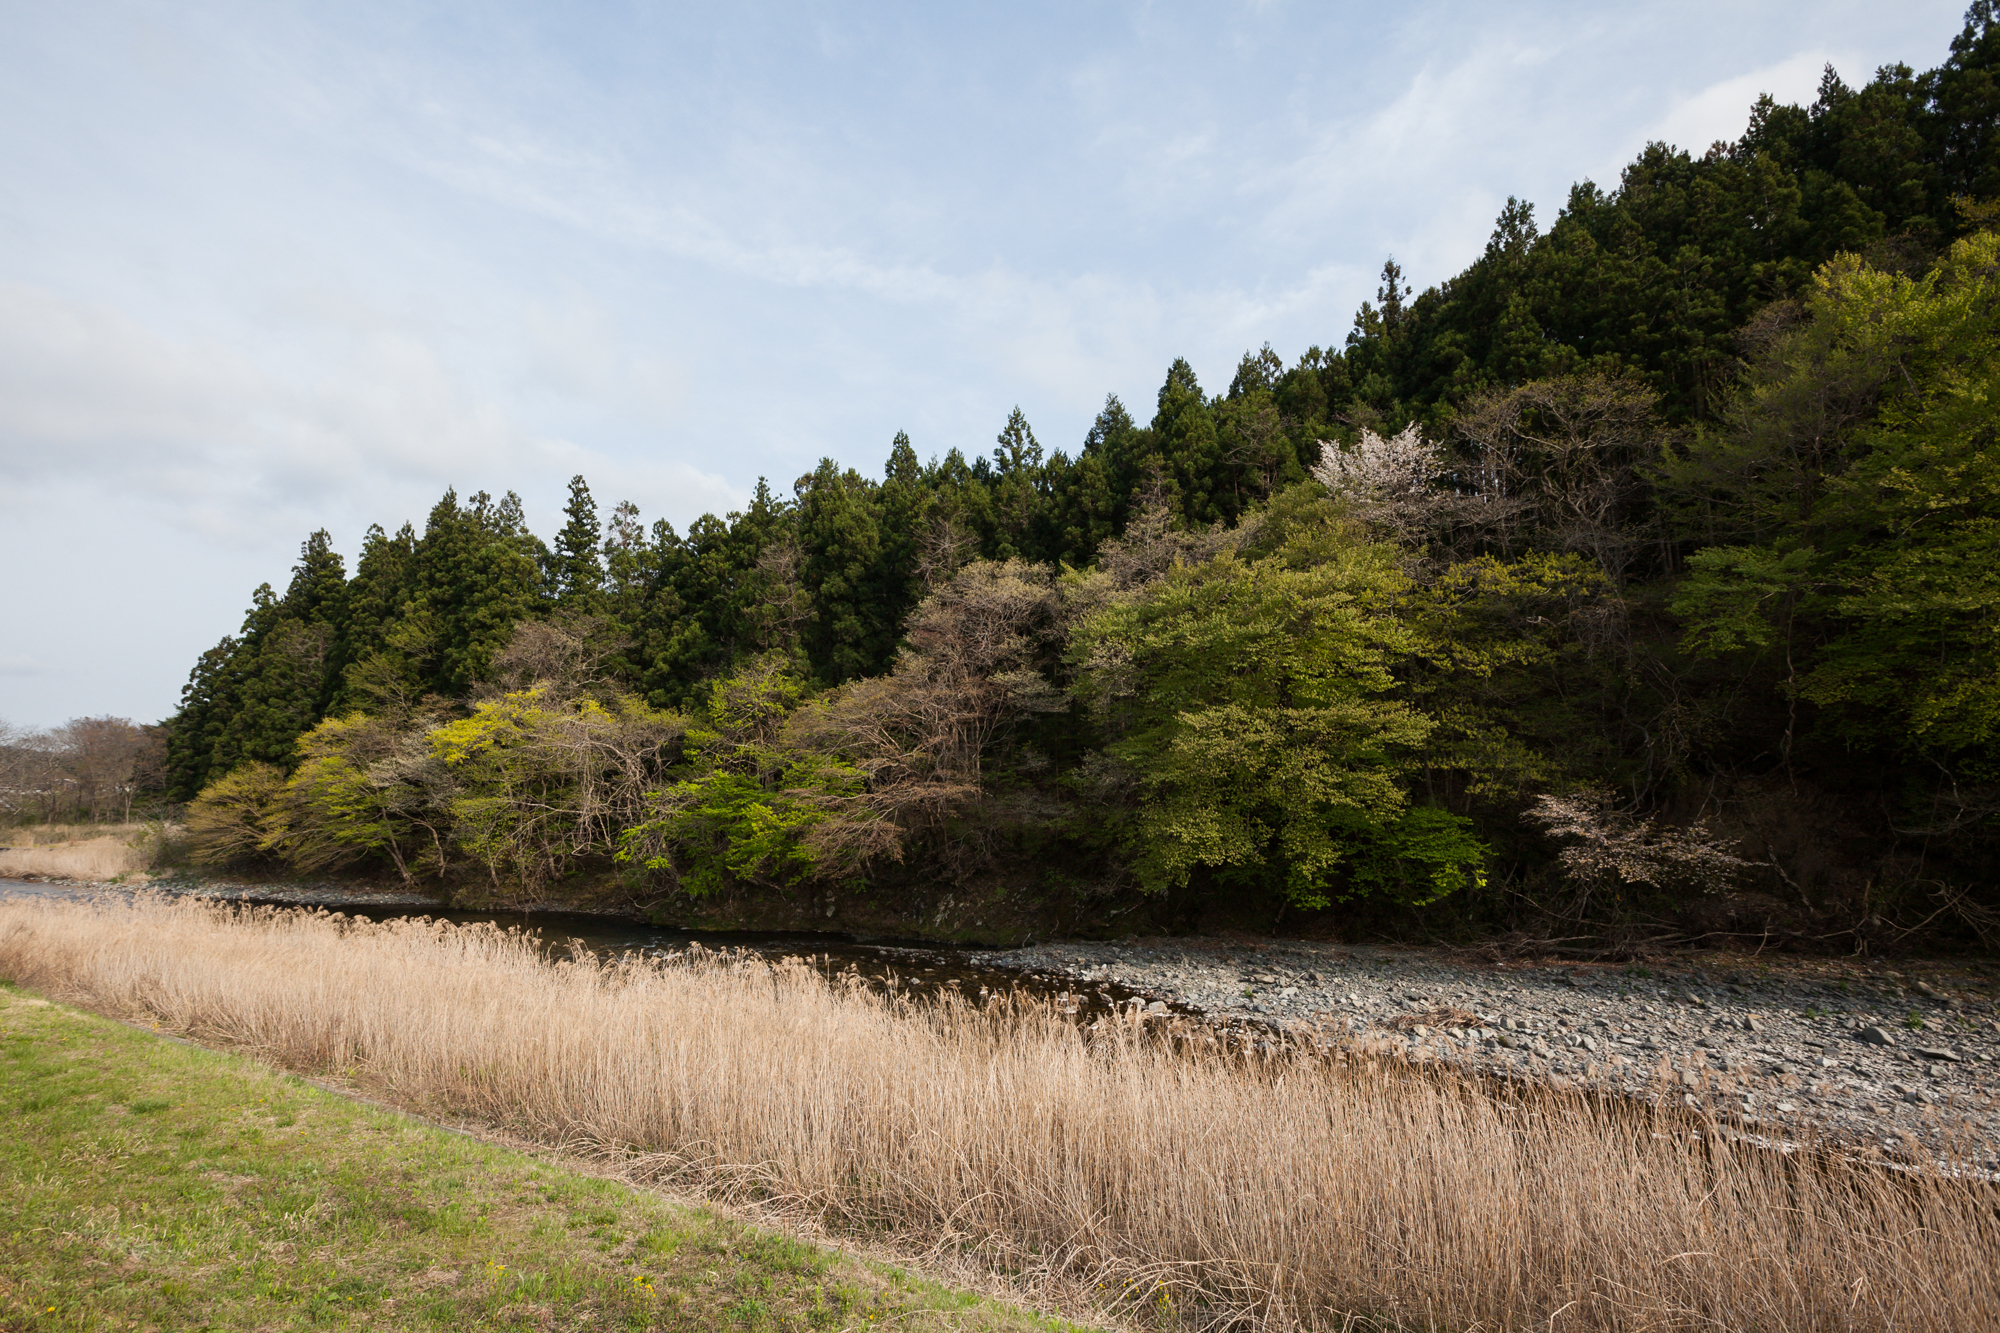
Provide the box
[617,659,875,897]
[1673,545,1819,657]
[1072,516,1484,908]
[184,762,288,867]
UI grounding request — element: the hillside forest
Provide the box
[161,10,2000,950]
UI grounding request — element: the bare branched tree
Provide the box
[1089,478,1243,593]
[1525,787,1751,913]
[786,560,1068,870]
[0,720,41,821]
[1453,373,1667,581]
[55,716,155,822]
[914,501,980,594]
[796,560,1063,793]
[0,715,157,824]
[750,530,815,653]
[485,613,633,703]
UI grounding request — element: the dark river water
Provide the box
[0,877,1150,1020]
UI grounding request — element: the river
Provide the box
[0,876,1154,1021]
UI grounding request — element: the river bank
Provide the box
[0,984,1080,1332]
[7,889,1994,1331]
[12,870,2000,1160]
[995,936,2000,1161]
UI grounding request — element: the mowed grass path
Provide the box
[0,986,1081,1332]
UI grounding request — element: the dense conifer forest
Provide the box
[165,9,2000,949]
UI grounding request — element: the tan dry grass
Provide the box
[0,836,151,881]
[0,821,151,847]
[0,893,1992,1332]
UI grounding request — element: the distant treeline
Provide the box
[168,10,2000,945]
[0,717,163,826]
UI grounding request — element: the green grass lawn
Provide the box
[0,984,1084,1332]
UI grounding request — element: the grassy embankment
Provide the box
[1,893,1995,1332]
[0,983,1081,1331]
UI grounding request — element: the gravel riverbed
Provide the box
[993,936,2000,1160]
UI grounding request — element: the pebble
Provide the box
[991,936,2000,1155]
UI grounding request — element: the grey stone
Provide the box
[1912,1045,1960,1062]
[1857,1026,1897,1046]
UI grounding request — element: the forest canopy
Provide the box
[165,9,2000,948]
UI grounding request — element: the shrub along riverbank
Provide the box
[0,983,1080,1332]
[2,892,1993,1331]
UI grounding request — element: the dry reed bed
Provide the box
[0,835,152,881]
[2,821,152,846]
[0,894,1992,1332]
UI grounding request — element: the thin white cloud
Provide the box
[1248,34,1572,283]
[0,281,741,543]
[1631,51,1838,161]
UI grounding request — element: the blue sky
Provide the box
[0,0,1969,726]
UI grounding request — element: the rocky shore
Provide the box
[993,936,2000,1161]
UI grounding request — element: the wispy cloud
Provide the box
[1628,51,1838,163]
[0,281,741,544]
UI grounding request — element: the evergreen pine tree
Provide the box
[876,430,927,633]
[404,488,544,696]
[333,522,416,712]
[552,474,606,611]
[988,407,1046,558]
[165,637,241,800]
[797,457,890,683]
[1152,359,1224,523]
[282,530,348,628]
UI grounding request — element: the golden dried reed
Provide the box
[1,822,151,847]
[0,836,151,881]
[0,893,1991,1331]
